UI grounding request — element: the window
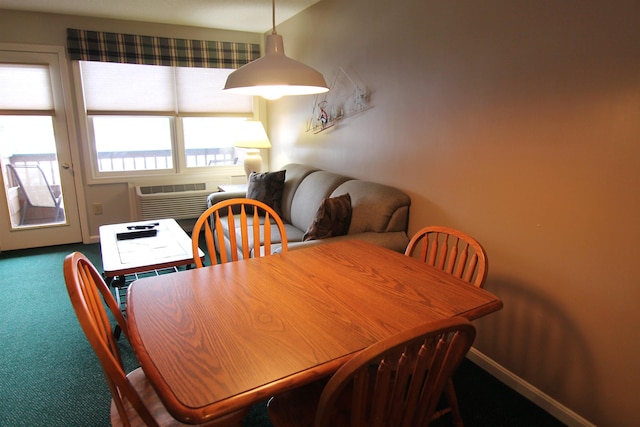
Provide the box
[77,61,256,178]
[182,117,245,167]
[0,64,60,186]
[91,116,173,172]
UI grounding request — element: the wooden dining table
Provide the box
[126,240,503,424]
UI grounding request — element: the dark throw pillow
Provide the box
[246,170,286,215]
[303,193,352,241]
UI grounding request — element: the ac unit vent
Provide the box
[134,183,211,220]
[138,183,207,195]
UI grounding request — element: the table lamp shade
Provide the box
[234,121,271,149]
[234,121,271,177]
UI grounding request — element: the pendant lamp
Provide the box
[224,0,329,100]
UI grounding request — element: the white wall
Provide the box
[268,1,640,426]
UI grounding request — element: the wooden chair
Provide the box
[405,225,488,426]
[267,317,476,427]
[405,225,488,288]
[63,251,247,427]
[192,198,288,267]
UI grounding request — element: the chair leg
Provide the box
[445,379,464,427]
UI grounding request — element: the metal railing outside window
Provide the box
[8,148,237,184]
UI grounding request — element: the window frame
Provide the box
[72,61,264,185]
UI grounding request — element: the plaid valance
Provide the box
[66,28,260,69]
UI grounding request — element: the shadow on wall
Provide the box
[474,277,598,422]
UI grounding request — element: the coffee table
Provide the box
[99,218,204,309]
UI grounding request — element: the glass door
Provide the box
[0,47,82,250]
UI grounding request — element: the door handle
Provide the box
[61,162,70,169]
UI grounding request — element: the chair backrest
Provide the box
[192,197,288,268]
[63,252,158,427]
[405,226,488,288]
[314,317,476,427]
[6,164,58,208]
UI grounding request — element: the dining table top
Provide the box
[126,239,503,424]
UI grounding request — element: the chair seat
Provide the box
[111,367,247,427]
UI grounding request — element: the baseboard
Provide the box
[467,348,596,427]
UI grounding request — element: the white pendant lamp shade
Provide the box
[224,0,329,100]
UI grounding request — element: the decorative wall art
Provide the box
[306,67,371,134]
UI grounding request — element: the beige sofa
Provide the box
[206,163,411,254]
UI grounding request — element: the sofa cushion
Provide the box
[303,193,352,241]
[246,170,286,215]
[284,223,306,243]
[280,164,320,223]
[289,171,351,231]
[331,180,411,233]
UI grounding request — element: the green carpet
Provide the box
[0,243,113,426]
[0,242,264,426]
[0,242,564,427]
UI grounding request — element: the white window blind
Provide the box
[80,61,252,113]
[176,67,252,113]
[0,64,53,110]
[81,62,174,112]
[77,60,255,176]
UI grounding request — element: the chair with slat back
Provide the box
[192,198,288,267]
[7,164,63,225]
[405,225,488,426]
[64,252,247,427]
[405,226,488,288]
[267,317,476,427]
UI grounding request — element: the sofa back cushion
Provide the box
[331,180,411,234]
[280,164,320,223]
[289,171,350,231]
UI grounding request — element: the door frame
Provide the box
[0,43,89,251]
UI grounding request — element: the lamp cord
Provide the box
[272,0,276,34]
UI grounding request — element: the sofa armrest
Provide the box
[206,191,247,208]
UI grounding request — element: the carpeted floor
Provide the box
[0,242,565,426]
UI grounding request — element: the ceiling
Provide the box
[0,0,322,33]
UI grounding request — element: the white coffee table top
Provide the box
[99,218,203,278]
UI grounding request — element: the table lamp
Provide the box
[234,121,272,178]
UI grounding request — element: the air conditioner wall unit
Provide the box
[132,183,212,221]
